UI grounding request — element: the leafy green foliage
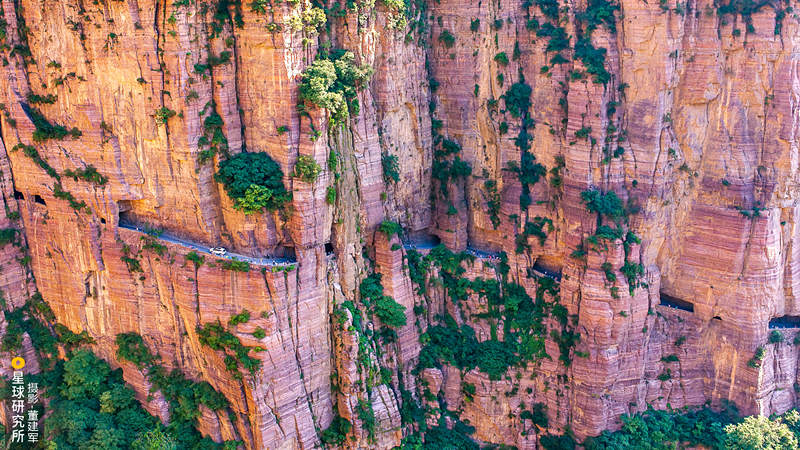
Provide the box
[405,249,428,294]
[581,404,800,450]
[582,0,619,31]
[252,327,266,339]
[494,51,509,66]
[581,189,625,223]
[326,185,337,204]
[115,332,156,369]
[585,406,732,449]
[27,107,81,141]
[121,245,143,273]
[13,143,60,179]
[470,18,480,32]
[141,235,167,256]
[485,180,501,229]
[43,350,166,449]
[382,152,400,183]
[113,332,233,448]
[63,165,108,185]
[54,183,90,212]
[197,108,228,163]
[438,29,456,48]
[475,339,519,379]
[575,38,611,84]
[185,251,205,268]
[374,295,407,328]
[320,413,352,446]
[215,151,290,213]
[0,227,18,246]
[357,399,377,441]
[536,23,570,53]
[293,155,321,183]
[432,157,472,196]
[132,429,177,450]
[620,261,644,295]
[193,51,232,74]
[534,0,560,19]
[153,107,176,125]
[197,320,262,378]
[423,414,479,449]
[725,414,799,449]
[360,272,407,328]
[228,309,251,326]
[747,346,766,368]
[504,82,532,118]
[27,92,57,104]
[298,50,373,125]
[219,259,250,272]
[378,220,403,238]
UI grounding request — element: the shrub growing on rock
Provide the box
[215,152,290,213]
[298,50,373,125]
[293,155,321,183]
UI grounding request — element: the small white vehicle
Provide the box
[210,247,227,256]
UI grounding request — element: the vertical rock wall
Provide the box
[0,0,798,448]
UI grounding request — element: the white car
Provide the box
[210,247,227,256]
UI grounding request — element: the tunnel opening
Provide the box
[33,194,46,206]
[100,218,106,224]
[405,232,441,249]
[532,261,562,282]
[324,242,334,254]
[283,246,296,260]
[118,200,133,226]
[713,316,722,321]
[769,316,800,329]
[659,293,694,312]
[13,190,23,200]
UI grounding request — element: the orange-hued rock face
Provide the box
[0,0,798,447]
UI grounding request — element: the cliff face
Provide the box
[0,0,798,447]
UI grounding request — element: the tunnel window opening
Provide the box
[659,293,694,312]
[324,243,334,254]
[33,195,46,206]
[713,316,722,321]
[283,246,296,260]
[13,190,23,200]
[769,316,800,329]
[406,232,441,249]
[100,218,106,224]
[532,261,562,282]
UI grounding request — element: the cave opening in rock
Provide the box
[769,316,800,329]
[13,190,23,200]
[33,194,46,206]
[532,261,562,282]
[659,293,694,312]
[324,242,334,254]
[118,200,133,226]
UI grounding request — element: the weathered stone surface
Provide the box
[0,0,798,448]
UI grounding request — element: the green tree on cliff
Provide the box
[214,151,290,213]
[725,415,798,450]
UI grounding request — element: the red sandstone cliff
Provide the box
[0,0,798,448]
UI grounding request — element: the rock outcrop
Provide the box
[0,0,798,448]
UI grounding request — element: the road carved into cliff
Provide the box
[118,221,297,267]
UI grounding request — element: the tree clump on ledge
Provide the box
[297,49,373,126]
[214,151,290,213]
